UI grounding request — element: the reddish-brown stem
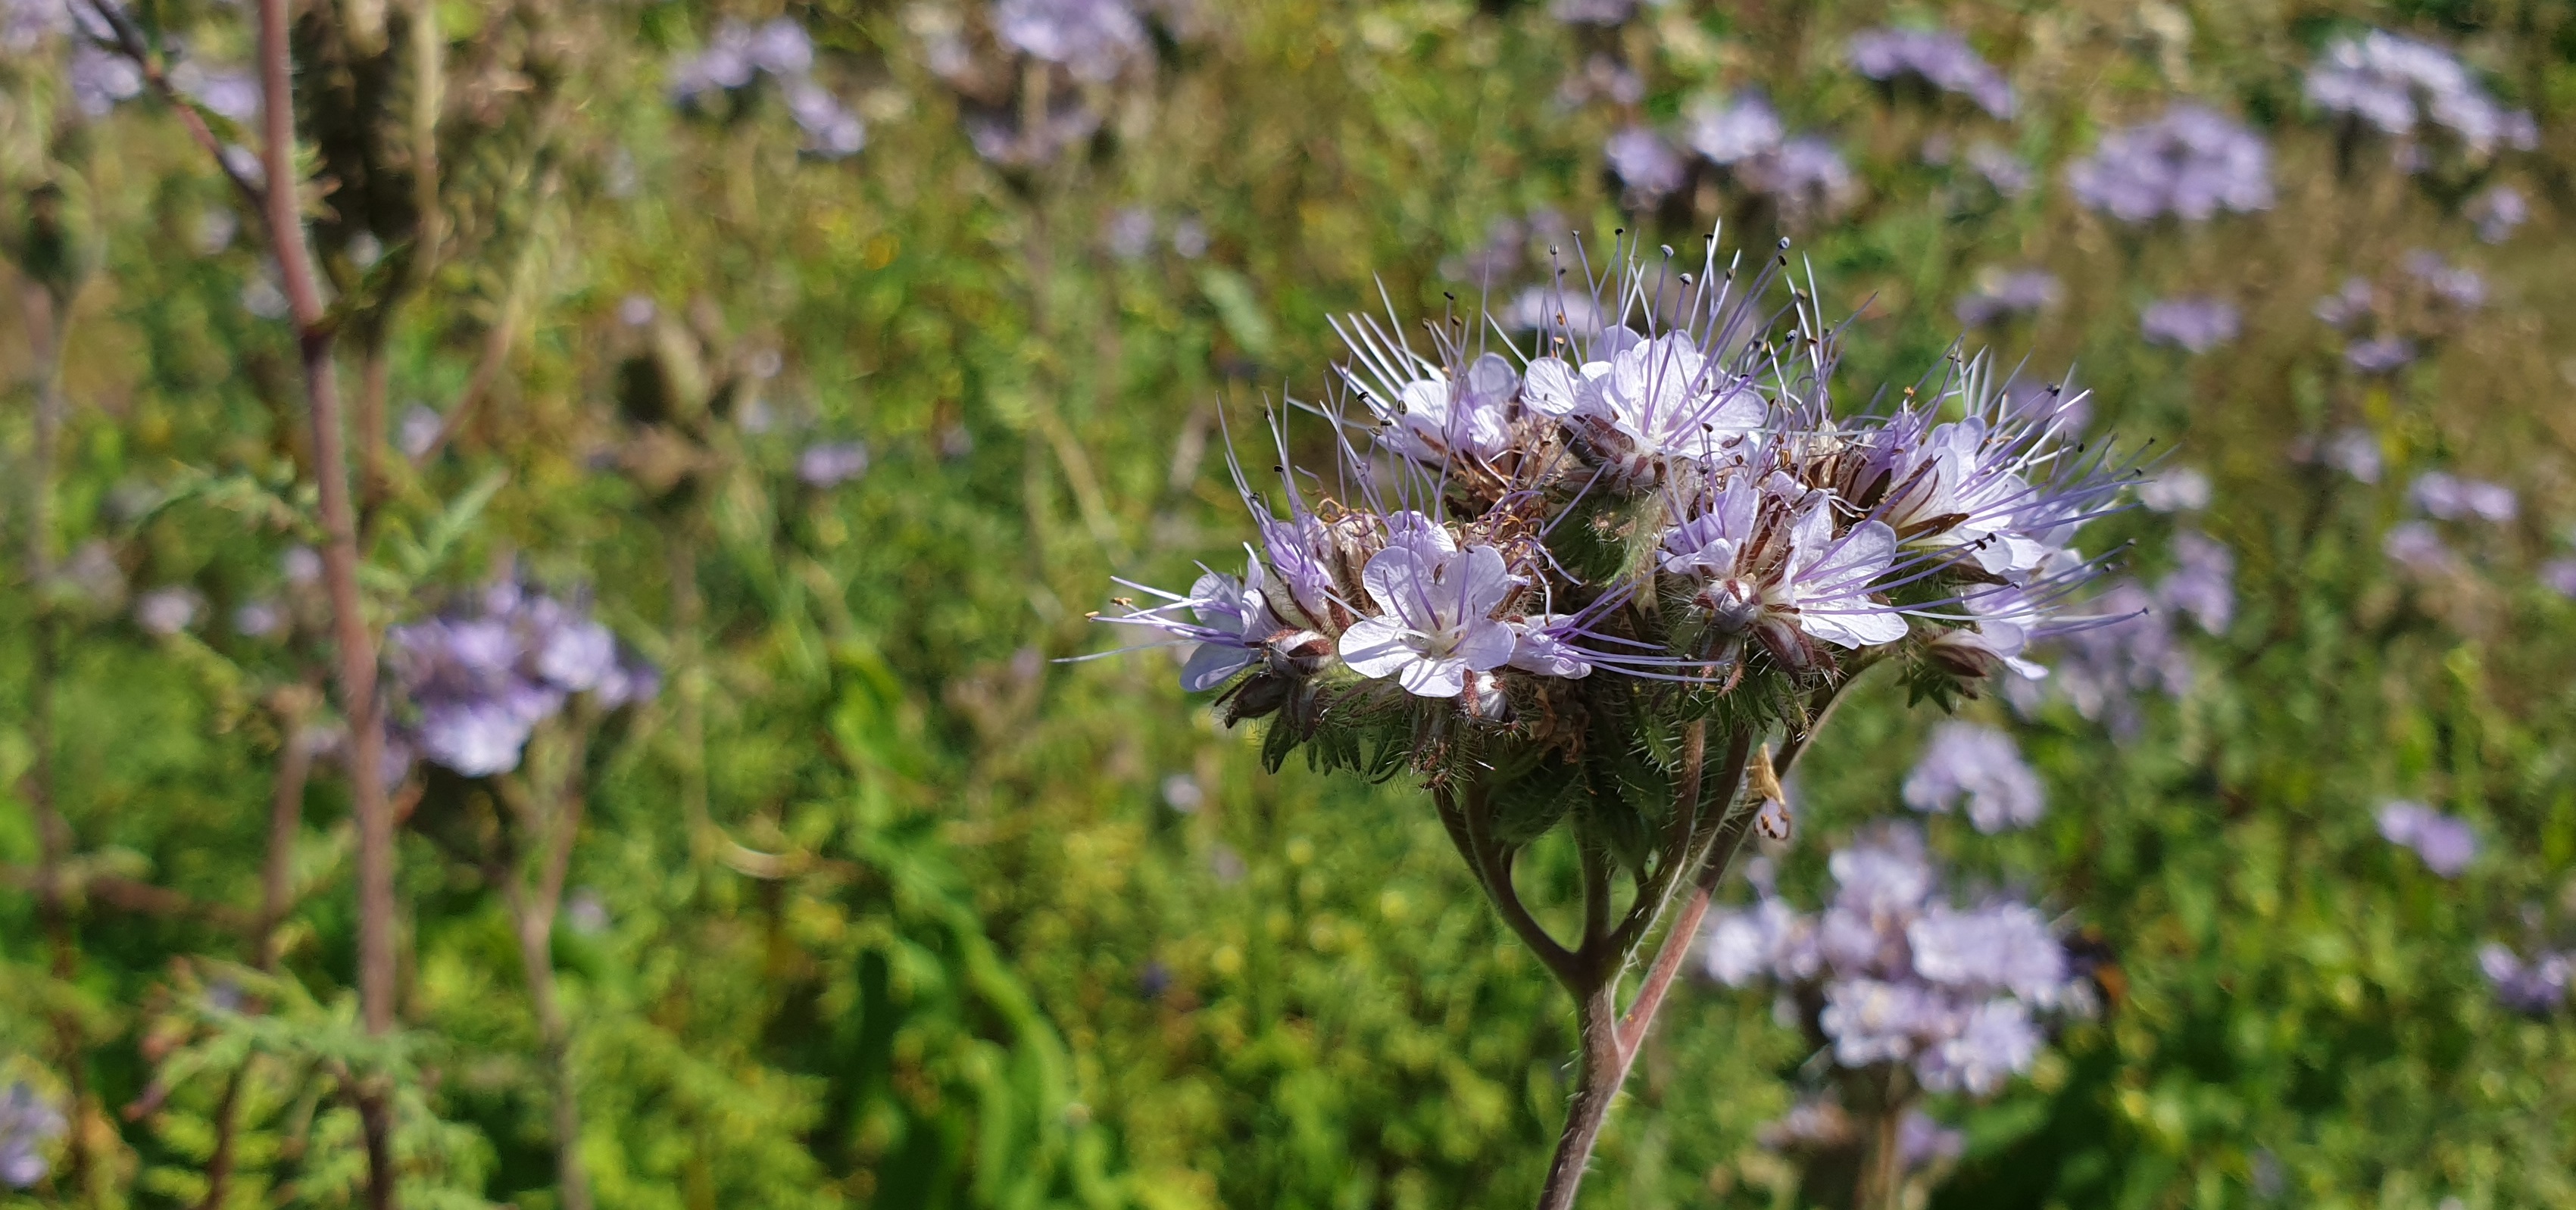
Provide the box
[80,0,267,211]
[1535,980,1624,1210]
[16,279,95,1202]
[252,0,399,1203]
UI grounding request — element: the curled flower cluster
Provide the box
[2481,943,2572,1014]
[388,583,658,778]
[1847,27,2016,120]
[2305,30,2539,163]
[2377,800,2476,877]
[2066,104,2274,223]
[2139,297,2240,354]
[1703,828,2087,1095]
[1686,95,1860,223]
[1099,235,2127,778]
[1903,722,2044,833]
[0,1081,63,1189]
[668,17,865,157]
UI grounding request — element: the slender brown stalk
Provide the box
[251,0,399,1203]
[16,279,95,1202]
[77,0,266,210]
[1535,981,1624,1210]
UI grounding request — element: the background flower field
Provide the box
[5,0,2576,1207]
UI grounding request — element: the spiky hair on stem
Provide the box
[1089,226,2135,801]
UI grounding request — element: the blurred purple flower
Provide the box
[2314,276,2376,329]
[135,586,203,636]
[2402,249,2487,310]
[1901,722,2044,833]
[1847,26,2016,119]
[2481,943,2571,1014]
[1548,0,1639,25]
[2161,531,2234,634]
[1955,269,2059,327]
[2343,337,2416,373]
[798,441,870,488]
[2068,104,2272,223]
[2306,30,2539,161]
[995,0,1146,83]
[2323,428,2383,483]
[2409,471,2515,523]
[2140,297,2240,353]
[2383,522,2456,577]
[2468,184,2529,243]
[1963,142,2035,196]
[1605,126,1687,203]
[1104,206,1157,260]
[2136,466,2212,512]
[2378,800,2476,876]
[233,600,284,640]
[0,1081,65,1189]
[1898,1109,1966,1169]
[1686,92,1783,166]
[389,585,655,778]
[2541,558,2576,599]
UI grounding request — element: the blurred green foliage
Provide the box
[3,1,2576,1208]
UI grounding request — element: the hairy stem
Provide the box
[254,0,399,1202]
[1534,980,1624,1210]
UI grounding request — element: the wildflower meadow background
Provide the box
[5,1,2576,1208]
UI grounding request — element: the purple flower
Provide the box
[1898,1109,1966,1170]
[2403,249,2487,310]
[1741,136,1859,223]
[1661,472,1908,665]
[2377,800,2477,877]
[2314,276,2378,329]
[968,94,1107,167]
[1104,207,1157,260]
[0,1082,65,1190]
[2067,104,2273,223]
[134,586,204,636]
[2159,531,2234,635]
[1963,142,2035,196]
[389,584,654,778]
[1339,540,1522,698]
[2306,31,2539,161]
[994,0,1146,83]
[1605,126,1688,203]
[2025,578,2192,727]
[1902,722,2044,833]
[1847,27,2016,119]
[2480,943,2571,1014]
[1908,903,2071,1003]
[2140,297,2240,353]
[2343,337,2416,373]
[1956,269,2059,327]
[1526,332,1768,473]
[2541,558,2576,599]
[1916,996,2044,1094]
[233,600,285,639]
[2409,471,2515,522]
[1686,92,1784,166]
[2136,467,2212,513]
[2383,521,2456,576]
[1547,0,1639,24]
[1821,978,1953,1066]
[2468,185,2529,243]
[1340,347,1519,467]
[798,441,870,487]
[2323,429,2383,484]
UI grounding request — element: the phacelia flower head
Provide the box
[389,582,657,778]
[1091,226,2126,791]
[0,1081,64,1189]
[2468,184,2530,243]
[1901,721,2044,833]
[1704,823,2084,1096]
[1605,126,1689,204]
[2068,104,2274,223]
[2409,470,2516,523]
[2305,30,2539,164]
[1847,27,2016,119]
[2377,800,2477,877]
[2481,943,2571,1015]
[994,0,1147,83]
[2140,297,2240,353]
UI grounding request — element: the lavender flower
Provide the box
[1705,825,2083,1096]
[2481,943,2571,1014]
[1955,269,2059,327]
[2322,429,2384,484]
[1847,27,2016,119]
[2160,532,2234,635]
[68,43,144,117]
[134,586,204,636]
[2383,521,2456,577]
[1686,92,1784,167]
[1339,539,1524,697]
[170,61,261,123]
[798,441,870,488]
[1898,1109,1967,1169]
[389,584,656,778]
[0,1082,64,1189]
[2541,558,2576,599]
[1962,142,2035,196]
[2377,800,2477,877]
[670,17,863,159]
[994,0,1147,82]
[2409,472,2515,523]
[2343,337,2416,374]
[2136,467,2212,513]
[1604,126,1688,204]
[1902,722,2044,833]
[1685,95,1859,222]
[2305,31,2539,163]
[2067,104,2273,223]
[1547,0,1640,24]
[2468,185,2529,243]
[2403,250,2487,310]
[2140,297,2240,353]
